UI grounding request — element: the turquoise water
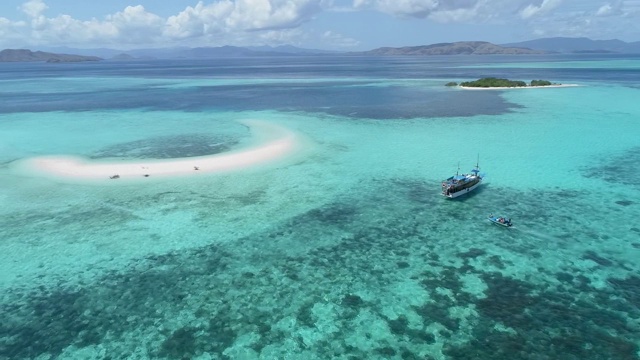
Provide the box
[1,57,639,359]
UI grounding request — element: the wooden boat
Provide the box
[441,159,483,198]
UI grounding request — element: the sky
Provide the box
[0,0,639,51]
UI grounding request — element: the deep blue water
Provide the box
[1,54,639,118]
[3,54,640,80]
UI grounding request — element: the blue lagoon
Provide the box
[1,55,639,359]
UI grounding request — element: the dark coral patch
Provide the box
[582,146,640,188]
[2,177,640,360]
[414,301,460,331]
[443,328,529,360]
[458,248,486,259]
[608,275,640,305]
[555,272,574,283]
[342,294,365,309]
[486,255,506,269]
[476,273,536,328]
[375,346,397,357]
[297,301,316,328]
[582,250,614,267]
[305,202,358,225]
[0,287,104,359]
[159,327,199,359]
[387,316,409,335]
[206,316,237,355]
[400,348,424,360]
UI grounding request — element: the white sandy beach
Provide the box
[459,84,580,90]
[13,120,305,182]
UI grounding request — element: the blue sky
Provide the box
[1,0,639,50]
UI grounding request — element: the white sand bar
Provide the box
[14,120,305,182]
[459,84,580,90]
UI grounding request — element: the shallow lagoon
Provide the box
[0,55,639,359]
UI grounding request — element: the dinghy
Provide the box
[488,214,512,227]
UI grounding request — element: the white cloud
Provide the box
[1,0,639,49]
[594,1,631,17]
[0,17,25,45]
[351,0,557,22]
[163,0,328,44]
[224,0,325,30]
[28,15,118,45]
[524,2,640,40]
[428,0,501,23]
[3,0,334,48]
[19,0,48,18]
[520,0,562,19]
[106,5,165,42]
[17,4,168,46]
[0,17,12,31]
[164,1,234,39]
[353,0,439,18]
[348,0,639,42]
[596,3,614,15]
[107,5,164,29]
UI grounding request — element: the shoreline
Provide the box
[11,120,305,183]
[459,84,580,90]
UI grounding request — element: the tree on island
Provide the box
[531,80,552,86]
[456,77,558,88]
[459,78,527,88]
[445,82,458,86]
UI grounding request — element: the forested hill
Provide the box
[357,41,547,55]
[502,37,640,53]
[0,49,102,62]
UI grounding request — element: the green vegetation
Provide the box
[458,77,558,88]
[531,79,552,86]
[445,82,458,87]
[460,78,527,88]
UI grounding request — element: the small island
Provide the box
[460,77,557,88]
[446,77,579,90]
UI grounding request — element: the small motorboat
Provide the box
[488,214,512,227]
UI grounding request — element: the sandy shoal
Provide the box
[459,84,580,90]
[14,120,304,182]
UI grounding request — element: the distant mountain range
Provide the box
[359,38,640,55]
[36,45,339,60]
[0,45,334,62]
[0,49,101,62]
[2,37,639,62]
[502,37,640,54]
[356,41,545,55]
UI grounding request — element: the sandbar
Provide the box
[13,120,305,182]
[459,84,579,90]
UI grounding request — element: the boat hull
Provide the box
[441,179,482,198]
[488,217,512,227]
